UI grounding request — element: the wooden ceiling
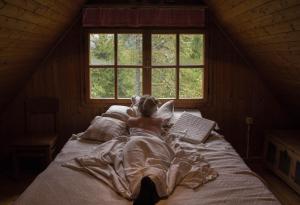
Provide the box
[0,0,299,117]
[204,0,300,116]
[0,0,85,112]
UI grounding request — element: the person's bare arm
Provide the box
[127,117,139,128]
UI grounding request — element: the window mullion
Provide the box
[143,31,151,95]
[176,33,179,100]
[114,33,118,99]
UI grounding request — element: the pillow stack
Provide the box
[79,96,175,142]
[102,105,132,122]
[80,116,128,142]
[80,105,130,142]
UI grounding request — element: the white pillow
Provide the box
[101,105,131,122]
[80,116,128,142]
[153,100,174,120]
[169,112,216,144]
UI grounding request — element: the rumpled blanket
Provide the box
[63,132,218,200]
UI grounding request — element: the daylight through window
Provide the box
[87,31,205,104]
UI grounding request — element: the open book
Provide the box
[169,112,216,144]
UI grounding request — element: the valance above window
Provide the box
[82,7,205,28]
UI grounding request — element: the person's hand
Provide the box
[162,118,169,126]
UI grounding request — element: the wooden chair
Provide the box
[11,97,59,178]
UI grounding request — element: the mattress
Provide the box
[14,112,280,205]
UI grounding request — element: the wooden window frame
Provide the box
[83,28,208,108]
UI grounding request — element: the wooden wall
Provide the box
[0,20,98,152]
[0,0,86,114]
[204,0,300,117]
[0,12,292,160]
[203,14,291,156]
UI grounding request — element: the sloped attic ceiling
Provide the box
[204,0,300,117]
[0,0,86,112]
[1,0,299,118]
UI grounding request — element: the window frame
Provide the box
[83,28,208,108]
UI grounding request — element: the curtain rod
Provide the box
[83,4,207,9]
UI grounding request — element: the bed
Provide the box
[14,108,280,205]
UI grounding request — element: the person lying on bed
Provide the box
[127,95,170,205]
[128,95,164,137]
[64,95,217,204]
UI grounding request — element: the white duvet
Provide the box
[64,130,218,200]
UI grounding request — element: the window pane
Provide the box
[180,34,204,65]
[90,34,114,65]
[179,68,203,99]
[90,68,114,99]
[118,34,142,65]
[118,68,142,98]
[152,34,176,66]
[152,68,176,98]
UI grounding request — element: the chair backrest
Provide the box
[25,97,59,134]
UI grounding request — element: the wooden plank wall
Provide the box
[204,0,300,117]
[0,0,86,113]
[204,14,291,156]
[0,13,292,160]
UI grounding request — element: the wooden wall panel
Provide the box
[0,13,292,160]
[0,21,97,152]
[204,0,300,117]
[0,0,86,115]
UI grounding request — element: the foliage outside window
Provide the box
[87,30,206,105]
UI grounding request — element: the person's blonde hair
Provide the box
[138,95,159,117]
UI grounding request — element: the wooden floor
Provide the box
[259,169,300,205]
[0,173,35,205]
[0,164,299,205]
[247,160,300,205]
[0,160,42,205]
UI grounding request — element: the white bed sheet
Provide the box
[14,132,280,205]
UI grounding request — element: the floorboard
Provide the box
[247,159,300,205]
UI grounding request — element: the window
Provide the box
[89,33,143,99]
[85,30,206,107]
